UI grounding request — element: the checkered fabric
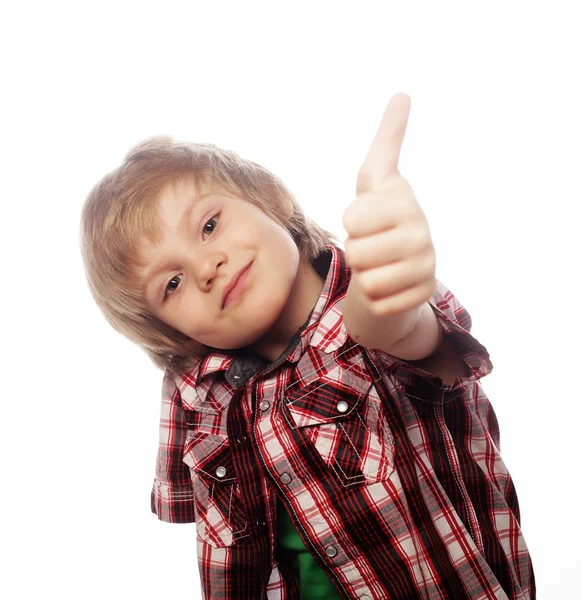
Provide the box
[151,245,535,599]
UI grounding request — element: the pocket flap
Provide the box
[284,346,374,428]
[183,432,237,483]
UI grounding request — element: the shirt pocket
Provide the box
[182,429,250,548]
[284,348,396,488]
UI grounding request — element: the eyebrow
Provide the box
[141,190,216,297]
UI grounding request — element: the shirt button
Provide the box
[215,466,227,478]
[336,400,348,413]
[280,472,292,485]
[259,400,271,411]
[236,435,248,444]
[325,545,338,557]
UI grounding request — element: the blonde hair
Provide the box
[80,137,337,377]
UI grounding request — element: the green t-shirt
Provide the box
[276,498,343,599]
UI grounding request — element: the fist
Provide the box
[343,93,437,317]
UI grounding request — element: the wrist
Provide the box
[343,277,423,350]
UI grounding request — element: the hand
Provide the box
[342,93,437,318]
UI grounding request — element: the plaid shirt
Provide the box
[151,245,535,599]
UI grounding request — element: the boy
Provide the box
[80,94,535,599]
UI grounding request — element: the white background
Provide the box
[2,1,580,598]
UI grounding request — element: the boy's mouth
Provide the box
[222,261,253,309]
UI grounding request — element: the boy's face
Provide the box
[138,176,302,350]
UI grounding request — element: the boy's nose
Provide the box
[195,252,226,289]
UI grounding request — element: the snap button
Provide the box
[259,400,271,411]
[215,466,227,478]
[336,400,348,413]
[325,545,338,557]
[236,435,248,444]
[280,472,292,485]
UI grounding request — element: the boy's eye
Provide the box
[202,213,220,238]
[164,274,182,299]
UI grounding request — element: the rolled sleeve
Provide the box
[151,370,196,523]
[373,279,494,389]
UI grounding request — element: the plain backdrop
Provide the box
[2,1,581,598]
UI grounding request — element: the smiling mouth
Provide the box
[222,262,252,309]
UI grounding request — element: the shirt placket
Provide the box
[250,363,375,600]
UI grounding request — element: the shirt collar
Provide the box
[173,244,351,411]
[286,244,350,361]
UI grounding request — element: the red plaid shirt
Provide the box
[151,245,535,599]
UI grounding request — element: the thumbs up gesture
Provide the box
[342,94,437,350]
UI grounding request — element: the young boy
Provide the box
[80,94,535,599]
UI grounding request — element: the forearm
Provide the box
[382,300,443,360]
[343,275,425,352]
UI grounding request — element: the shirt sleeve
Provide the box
[372,278,494,388]
[151,370,197,523]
